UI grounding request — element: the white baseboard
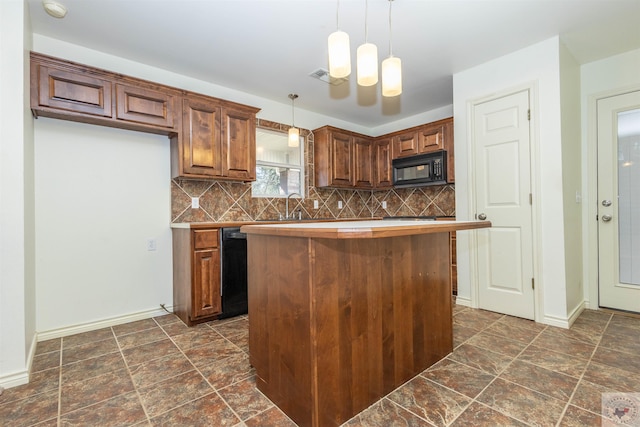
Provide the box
[566,301,586,327]
[0,333,38,390]
[541,301,586,329]
[454,296,472,307]
[0,369,29,390]
[37,305,174,342]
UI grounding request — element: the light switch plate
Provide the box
[382,201,387,209]
[338,201,343,209]
[313,200,319,209]
[146,239,157,251]
[191,197,200,209]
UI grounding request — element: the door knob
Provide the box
[602,200,612,207]
[602,214,612,222]
[478,213,487,220]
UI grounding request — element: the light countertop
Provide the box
[240,219,491,239]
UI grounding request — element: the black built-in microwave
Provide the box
[392,151,447,187]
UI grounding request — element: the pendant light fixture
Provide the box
[288,94,300,148]
[357,0,378,86]
[382,0,402,97]
[328,0,351,79]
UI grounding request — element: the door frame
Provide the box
[466,82,544,323]
[585,85,640,310]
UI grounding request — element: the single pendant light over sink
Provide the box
[357,0,378,86]
[328,0,351,79]
[382,0,402,97]
[288,94,300,148]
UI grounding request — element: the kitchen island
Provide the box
[241,219,490,427]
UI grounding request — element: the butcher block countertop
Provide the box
[241,219,491,239]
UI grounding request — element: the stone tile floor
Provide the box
[1,305,639,426]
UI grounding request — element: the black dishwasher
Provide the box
[219,227,248,319]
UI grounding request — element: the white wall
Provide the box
[0,0,35,388]
[559,43,583,318]
[581,48,640,309]
[453,37,570,324]
[34,120,173,334]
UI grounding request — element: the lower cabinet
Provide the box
[172,227,221,325]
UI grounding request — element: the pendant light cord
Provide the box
[365,0,369,42]
[291,98,295,127]
[388,0,394,56]
[336,0,340,29]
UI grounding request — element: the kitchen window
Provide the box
[252,128,304,197]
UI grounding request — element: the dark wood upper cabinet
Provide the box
[391,131,420,158]
[314,126,377,189]
[390,117,454,184]
[222,107,256,181]
[314,117,454,189]
[32,62,113,118]
[171,96,258,181]
[353,136,374,189]
[391,118,451,158]
[178,96,222,177]
[30,52,260,182]
[115,84,176,128]
[373,138,392,189]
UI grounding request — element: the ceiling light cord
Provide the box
[388,0,393,56]
[365,0,369,42]
[336,0,340,29]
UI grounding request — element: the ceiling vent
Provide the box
[308,68,348,86]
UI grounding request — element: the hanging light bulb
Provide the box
[328,0,351,79]
[357,0,378,86]
[288,94,300,148]
[382,0,402,97]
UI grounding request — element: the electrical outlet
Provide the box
[191,197,199,209]
[313,200,319,209]
[338,201,343,209]
[382,201,387,209]
[147,239,157,251]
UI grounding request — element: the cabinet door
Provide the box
[374,138,392,189]
[35,64,113,118]
[392,131,419,158]
[193,248,221,319]
[353,137,373,189]
[182,97,222,177]
[330,131,354,187]
[222,108,256,181]
[418,124,445,153]
[115,84,176,129]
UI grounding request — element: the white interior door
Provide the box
[473,90,535,320]
[597,90,640,313]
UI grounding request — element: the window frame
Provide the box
[252,127,305,198]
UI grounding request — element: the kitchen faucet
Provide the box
[285,193,302,220]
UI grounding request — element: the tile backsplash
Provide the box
[171,119,455,223]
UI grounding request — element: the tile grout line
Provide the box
[57,338,63,427]
[443,314,548,426]
[112,323,155,424]
[148,318,247,424]
[553,311,614,426]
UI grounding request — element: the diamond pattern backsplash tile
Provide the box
[171,119,455,223]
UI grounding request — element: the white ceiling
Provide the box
[27,0,640,128]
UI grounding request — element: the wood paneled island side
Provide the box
[240,220,490,427]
